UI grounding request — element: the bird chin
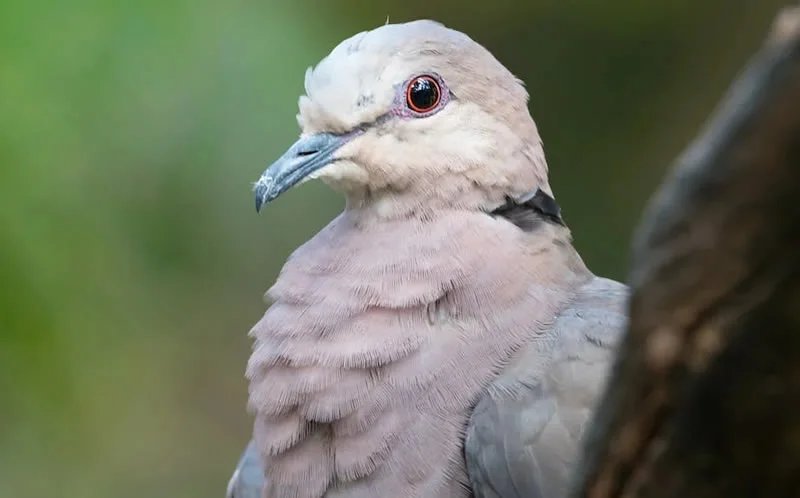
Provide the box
[313,160,370,193]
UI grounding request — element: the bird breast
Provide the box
[246,209,577,498]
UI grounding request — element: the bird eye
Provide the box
[406,75,441,114]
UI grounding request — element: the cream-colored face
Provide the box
[254,19,550,212]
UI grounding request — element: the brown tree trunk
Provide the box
[570,6,800,498]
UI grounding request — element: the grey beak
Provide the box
[254,132,354,212]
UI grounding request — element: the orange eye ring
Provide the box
[406,75,442,113]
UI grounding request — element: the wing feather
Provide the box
[227,440,265,498]
[465,276,627,498]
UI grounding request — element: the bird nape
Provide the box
[229,19,627,498]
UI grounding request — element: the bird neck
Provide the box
[343,185,531,225]
[338,201,590,282]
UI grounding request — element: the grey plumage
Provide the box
[465,276,626,498]
[227,441,264,498]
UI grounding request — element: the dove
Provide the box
[229,19,627,498]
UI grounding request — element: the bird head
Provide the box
[254,20,553,217]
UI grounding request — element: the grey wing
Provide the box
[465,276,628,498]
[226,439,264,498]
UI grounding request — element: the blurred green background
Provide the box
[0,1,789,497]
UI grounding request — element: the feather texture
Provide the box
[245,208,593,498]
[465,277,627,498]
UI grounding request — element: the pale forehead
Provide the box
[306,20,473,93]
[330,20,472,60]
[298,22,470,127]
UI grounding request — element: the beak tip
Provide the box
[254,183,268,213]
[254,131,351,214]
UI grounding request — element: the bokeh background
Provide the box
[0,1,790,497]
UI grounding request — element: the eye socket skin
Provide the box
[406,75,442,113]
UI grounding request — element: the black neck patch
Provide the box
[489,188,566,231]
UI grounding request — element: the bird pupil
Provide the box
[409,78,439,111]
